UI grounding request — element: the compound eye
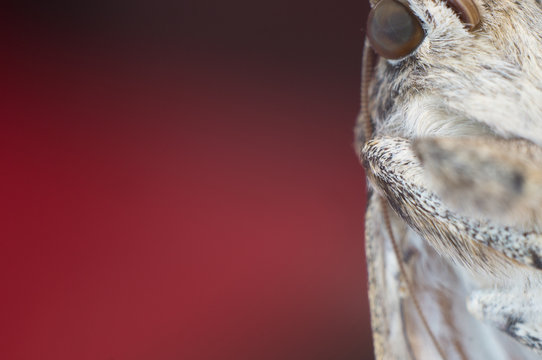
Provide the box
[446,0,480,30]
[367,0,425,60]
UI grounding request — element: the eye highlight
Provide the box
[446,0,480,30]
[367,0,425,60]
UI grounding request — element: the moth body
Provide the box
[357,0,542,358]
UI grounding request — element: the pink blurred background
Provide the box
[1,1,372,359]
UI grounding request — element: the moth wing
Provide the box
[365,194,463,359]
[413,136,542,228]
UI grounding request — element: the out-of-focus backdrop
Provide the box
[1,1,372,359]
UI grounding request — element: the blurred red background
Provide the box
[1,1,372,359]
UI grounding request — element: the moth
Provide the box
[355,0,542,359]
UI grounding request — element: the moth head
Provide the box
[364,0,542,146]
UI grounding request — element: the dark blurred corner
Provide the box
[1,1,372,359]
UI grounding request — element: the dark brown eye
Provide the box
[446,0,480,30]
[367,0,425,60]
